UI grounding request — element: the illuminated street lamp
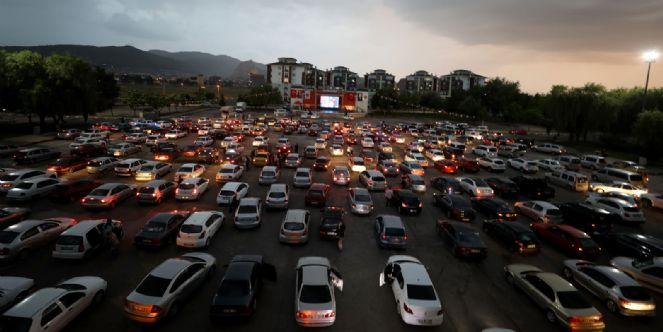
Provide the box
[641,50,659,111]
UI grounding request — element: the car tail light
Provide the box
[78,244,85,252]
[0,248,10,255]
[381,234,387,240]
[324,311,335,318]
[403,303,413,314]
[199,230,206,239]
[403,235,408,241]
[296,310,312,319]
[100,199,107,203]
[437,309,443,315]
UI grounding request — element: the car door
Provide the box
[522,275,550,308]
[19,225,42,250]
[375,217,384,237]
[57,291,88,326]
[40,301,67,331]
[39,221,63,243]
[206,215,220,237]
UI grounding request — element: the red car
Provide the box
[456,157,480,173]
[305,183,330,207]
[434,159,458,174]
[530,223,600,260]
[0,207,30,228]
[47,156,89,175]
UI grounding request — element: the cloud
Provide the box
[384,0,663,53]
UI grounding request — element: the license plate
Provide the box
[327,232,337,236]
[223,309,236,313]
[527,244,536,249]
[418,319,432,324]
[470,249,480,253]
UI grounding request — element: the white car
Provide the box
[108,142,141,157]
[378,142,393,153]
[589,181,648,198]
[165,129,186,139]
[194,136,214,147]
[175,163,206,182]
[611,257,663,294]
[348,157,367,173]
[177,211,224,248]
[220,136,236,148]
[252,136,268,147]
[175,177,210,201]
[294,257,343,327]
[332,166,351,185]
[124,133,147,144]
[360,137,375,148]
[216,182,250,206]
[259,166,280,185]
[125,253,216,323]
[6,177,60,201]
[145,134,167,147]
[537,159,565,172]
[472,145,498,157]
[114,158,148,177]
[314,138,327,150]
[86,157,118,174]
[425,149,445,162]
[330,144,344,156]
[0,169,56,193]
[216,164,244,183]
[585,196,646,225]
[640,193,663,209]
[379,255,443,326]
[534,143,564,154]
[293,168,312,188]
[458,177,494,198]
[69,137,106,149]
[0,276,34,311]
[233,197,263,229]
[405,152,428,167]
[135,162,172,181]
[348,187,374,215]
[508,158,539,173]
[477,157,506,172]
[514,200,563,223]
[2,276,107,331]
[0,218,76,261]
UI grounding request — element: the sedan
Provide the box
[6,178,60,202]
[108,142,141,157]
[484,177,519,198]
[458,177,494,198]
[0,218,76,261]
[375,215,408,249]
[134,211,190,248]
[305,183,330,207]
[216,164,244,183]
[0,207,30,229]
[472,198,517,221]
[482,220,540,255]
[514,200,563,223]
[47,156,88,175]
[135,162,172,181]
[125,253,216,323]
[610,257,663,294]
[508,158,539,174]
[175,177,210,201]
[504,264,604,331]
[81,183,135,209]
[175,163,206,182]
[390,189,422,215]
[210,255,277,320]
[434,159,458,174]
[433,193,475,221]
[562,259,655,316]
[294,257,343,327]
[0,276,34,312]
[436,220,487,260]
[531,223,601,260]
[399,161,424,176]
[431,177,463,195]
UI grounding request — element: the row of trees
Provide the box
[237,85,281,107]
[123,89,225,118]
[0,50,119,129]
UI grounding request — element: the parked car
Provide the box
[57,128,82,139]
[135,162,172,181]
[175,177,210,201]
[125,253,216,323]
[0,169,55,194]
[484,177,519,198]
[233,197,263,229]
[13,147,61,164]
[134,211,189,248]
[0,218,76,261]
[319,207,345,239]
[52,219,123,259]
[472,197,517,221]
[531,223,601,260]
[209,255,277,320]
[431,177,463,195]
[265,183,289,209]
[176,211,224,249]
[278,209,311,244]
[610,257,663,294]
[293,168,312,188]
[216,164,244,183]
[294,257,343,327]
[503,264,604,331]
[589,181,648,198]
[585,196,646,225]
[602,233,663,259]
[559,202,614,236]
[389,189,422,215]
[1,276,107,331]
[433,193,475,221]
[514,200,563,223]
[534,143,565,154]
[6,177,60,201]
[136,180,177,205]
[482,220,540,255]
[378,255,444,326]
[47,156,88,175]
[216,182,249,206]
[375,215,408,249]
[436,220,487,260]
[0,207,29,229]
[511,175,555,200]
[537,159,565,172]
[458,177,494,198]
[508,158,539,174]
[81,183,135,209]
[348,187,374,215]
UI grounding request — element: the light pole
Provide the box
[641,50,659,111]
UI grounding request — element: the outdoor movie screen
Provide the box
[320,95,340,109]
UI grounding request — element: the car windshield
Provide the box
[458,231,482,244]
[308,190,324,197]
[355,194,371,202]
[180,224,203,233]
[385,227,405,237]
[474,179,488,186]
[143,222,165,233]
[300,285,331,303]
[0,175,18,181]
[412,179,424,185]
[89,189,109,196]
[136,275,171,297]
[579,238,597,248]
[284,222,304,231]
[407,285,437,301]
[296,172,309,177]
[56,235,83,245]
[139,187,155,194]
[262,171,275,177]
[0,231,19,244]
[237,205,257,214]
[221,168,235,174]
[179,167,193,173]
[220,190,235,197]
[217,279,250,297]
[373,176,386,182]
[179,183,195,190]
[620,286,652,301]
[269,191,286,198]
[557,291,592,309]
[14,182,33,190]
[335,170,349,177]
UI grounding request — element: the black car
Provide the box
[471,198,517,221]
[133,211,189,248]
[378,152,396,162]
[150,141,177,153]
[432,193,475,222]
[482,220,540,255]
[558,202,614,236]
[431,177,464,195]
[197,147,222,164]
[319,207,345,239]
[389,189,422,215]
[510,175,555,199]
[436,219,487,260]
[313,156,331,171]
[210,255,276,320]
[484,177,519,198]
[602,233,663,259]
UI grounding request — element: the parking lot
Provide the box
[1,108,662,332]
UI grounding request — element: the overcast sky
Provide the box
[1,0,662,93]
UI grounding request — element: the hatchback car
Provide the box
[433,193,475,221]
[375,215,408,249]
[265,183,289,209]
[482,220,540,255]
[319,207,345,239]
[294,257,343,327]
[305,183,330,207]
[347,187,374,215]
[259,166,280,185]
[175,177,209,201]
[216,182,249,206]
[332,166,351,185]
[436,220,487,260]
[234,198,263,229]
[177,211,224,249]
[359,170,387,191]
[293,168,312,188]
[279,209,311,244]
[133,211,189,248]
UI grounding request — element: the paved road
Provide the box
[1,110,662,332]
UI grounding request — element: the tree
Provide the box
[633,110,663,159]
[94,67,119,117]
[218,93,226,106]
[370,87,399,111]
[458,96,486,120]
[238,85,281,106]
[419,92,444,110]
[126,89,145,117]
[4,50,47,126]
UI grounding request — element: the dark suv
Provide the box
[558,202,614,236]
[510,175,555,199]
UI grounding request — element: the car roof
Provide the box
[181,177,203,184]
[382,216,404,228]
[184,211,216,225]
[285,209,308,222]
[262,166,277,171]
[151,258,192,278]
[239,197,260,205]
[61,219,104,235]
[555,224,589,238]
[593,265,639,286]
[536,272,575,291]
[400,261,433,285]
[531,201,559,209]
[142,180,168,187]
[222,182,245,190]
[334,166,349,171]
[179,163,198,168]
[96,182,124,189]
[3,287,67,317]
[295,167,310,172]
[353,187,370,194]
[224,261,254,280]
[310,183,327,190]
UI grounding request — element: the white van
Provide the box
[557,155,581,171]
[580,155,607,170]
[592,167,645,188]
[545,170,589,192]
[52,219,123,259]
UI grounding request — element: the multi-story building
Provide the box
[398,70,438,93]
[439,69,486,97]
[267,58,326,101]
[327,66,359,91]
[364,69,395,91]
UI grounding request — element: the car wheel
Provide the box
[545,310,557,324]
[562,267,574,281]
[606,300,618,313]
[93,290,105,306]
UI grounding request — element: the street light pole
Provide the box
[641,50,659,112]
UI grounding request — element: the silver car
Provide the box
[293,168,312,188]
[233,197,262,229]
[259,166,280,185]
[348,187,374,215]
[332,166,350,186]
[0,218,76,261]
[278,209,310,244]
[611,256,663,294]
[563,259,655,316]
[0,169,56,193]
[265,183,289,209]
[125,252,216,323]
[81,183,135,209]
[284,153,302,168]
[294,257,343,327]
[6,177,60,201]
[359,170,387,191]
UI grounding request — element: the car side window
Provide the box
[580,268,615,288]
[20,226,40,240]
[41,302,63,326]
[58,292,86,308]
[642,267,663,279]
[205,216,216,227]
[39,222,59,231]
[296,268,303,290]
[170,268,194,293]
